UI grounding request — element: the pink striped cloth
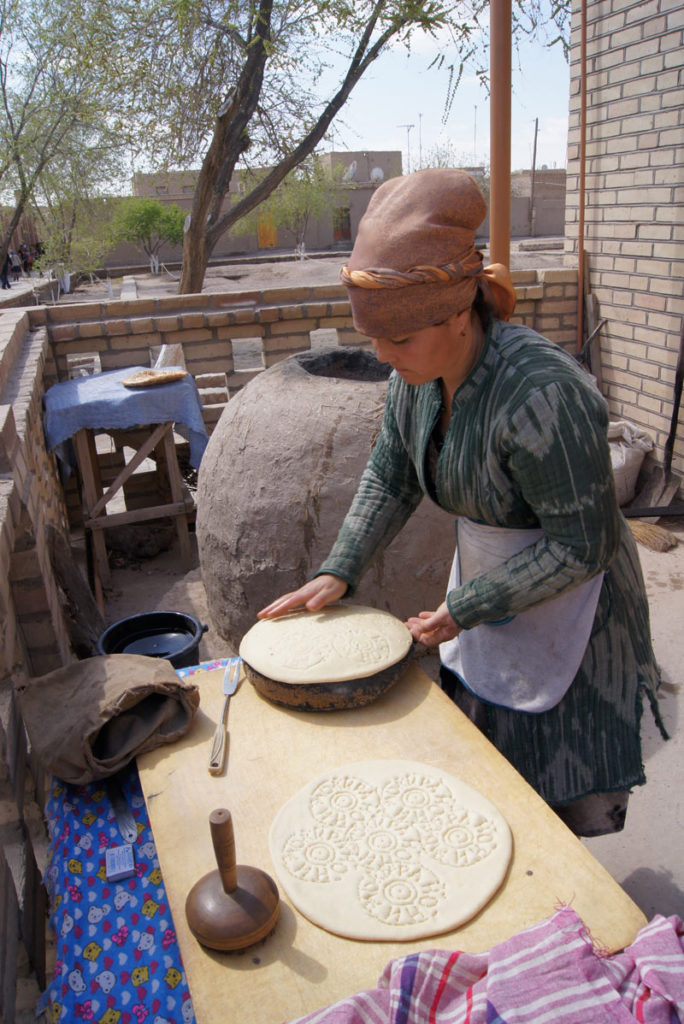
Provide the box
[288,907,684,1024]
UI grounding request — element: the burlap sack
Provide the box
[15,654,200,784]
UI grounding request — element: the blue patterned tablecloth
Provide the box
[39,659,234,1024]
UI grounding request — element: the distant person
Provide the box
[33,241,44,274]
[9,249,22,282]
[19,243,33,275]
[1,251,11,289]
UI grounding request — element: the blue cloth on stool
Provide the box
[43,367,208,468]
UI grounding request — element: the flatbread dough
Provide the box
[269,760,512,941]
[239,605,412,684]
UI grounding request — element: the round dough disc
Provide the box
[269,760,512,942]
[239,605,412,684]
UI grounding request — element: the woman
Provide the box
[259,168,664,837]
[10,249,22,282]
[0,250,10,290]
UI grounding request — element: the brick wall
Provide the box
[31,283,366,435]
[32,269,579,430]
[565,0,684,480]
[1,310,69,1022]
[33,273,579,533]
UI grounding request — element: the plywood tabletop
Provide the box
[138,662,646,1024]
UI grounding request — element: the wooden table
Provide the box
[137,662,646,1024]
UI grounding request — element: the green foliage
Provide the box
[0,0,126,264]
[111,198,186,261]
[235,156,345,250]
[27,115,128,279]
[33,196,120,280]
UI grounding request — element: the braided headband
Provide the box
[340,249,484,291]
[341,258,517,323]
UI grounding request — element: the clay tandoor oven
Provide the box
[196,347,456,651]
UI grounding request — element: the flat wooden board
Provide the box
[137,663,646,1024]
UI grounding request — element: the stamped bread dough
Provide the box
[269,760,512,941]
[239,605,412,683]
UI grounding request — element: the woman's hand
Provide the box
[258,574,348,619]
[405,602,462,647]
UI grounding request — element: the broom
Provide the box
[624,323,684,552]
[627,518,679,552]
[624,504,681,552]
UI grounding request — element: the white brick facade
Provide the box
[566,0,684,481]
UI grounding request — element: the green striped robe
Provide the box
[319,319,663,804]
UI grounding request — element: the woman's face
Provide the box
[371,309,471,387]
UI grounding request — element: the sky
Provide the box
[322,21,570,173]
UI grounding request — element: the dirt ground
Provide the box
[58,238,569,304]
[0,238,569,310]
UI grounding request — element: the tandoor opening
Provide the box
[295,347,390,383]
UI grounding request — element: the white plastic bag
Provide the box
[153,343,186,369]
[608,420,654,506]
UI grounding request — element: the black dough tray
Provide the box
[243,646,416,711]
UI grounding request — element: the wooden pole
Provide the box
[529,118,539,236]
[489,0,512,268]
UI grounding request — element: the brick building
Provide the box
[129,151,403,264]
[565,0,683,470]
[125,152,566,269]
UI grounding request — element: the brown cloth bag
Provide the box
[15,654,200,784]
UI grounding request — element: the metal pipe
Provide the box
[577,0,587,352]
[489,0,512,268]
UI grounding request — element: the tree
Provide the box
[0,0,119,272]
[236,156,346,256]
[29,125,127,285]
[32,194,120,289]
[171,1,468,292]
[1,0,570,290]
[106,0,566,294]
[110,198,186,272]
[94,0,518,292]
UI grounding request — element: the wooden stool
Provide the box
[73,422,194,611]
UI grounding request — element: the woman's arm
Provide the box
[316,400,425,592]
[259,378,426,613]
[258,574,348,618]
[446,377,621,629]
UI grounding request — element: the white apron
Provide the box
[439,518,604,713]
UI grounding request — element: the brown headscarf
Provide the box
[341,168,516,338]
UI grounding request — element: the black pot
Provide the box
[97,611,208,669]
